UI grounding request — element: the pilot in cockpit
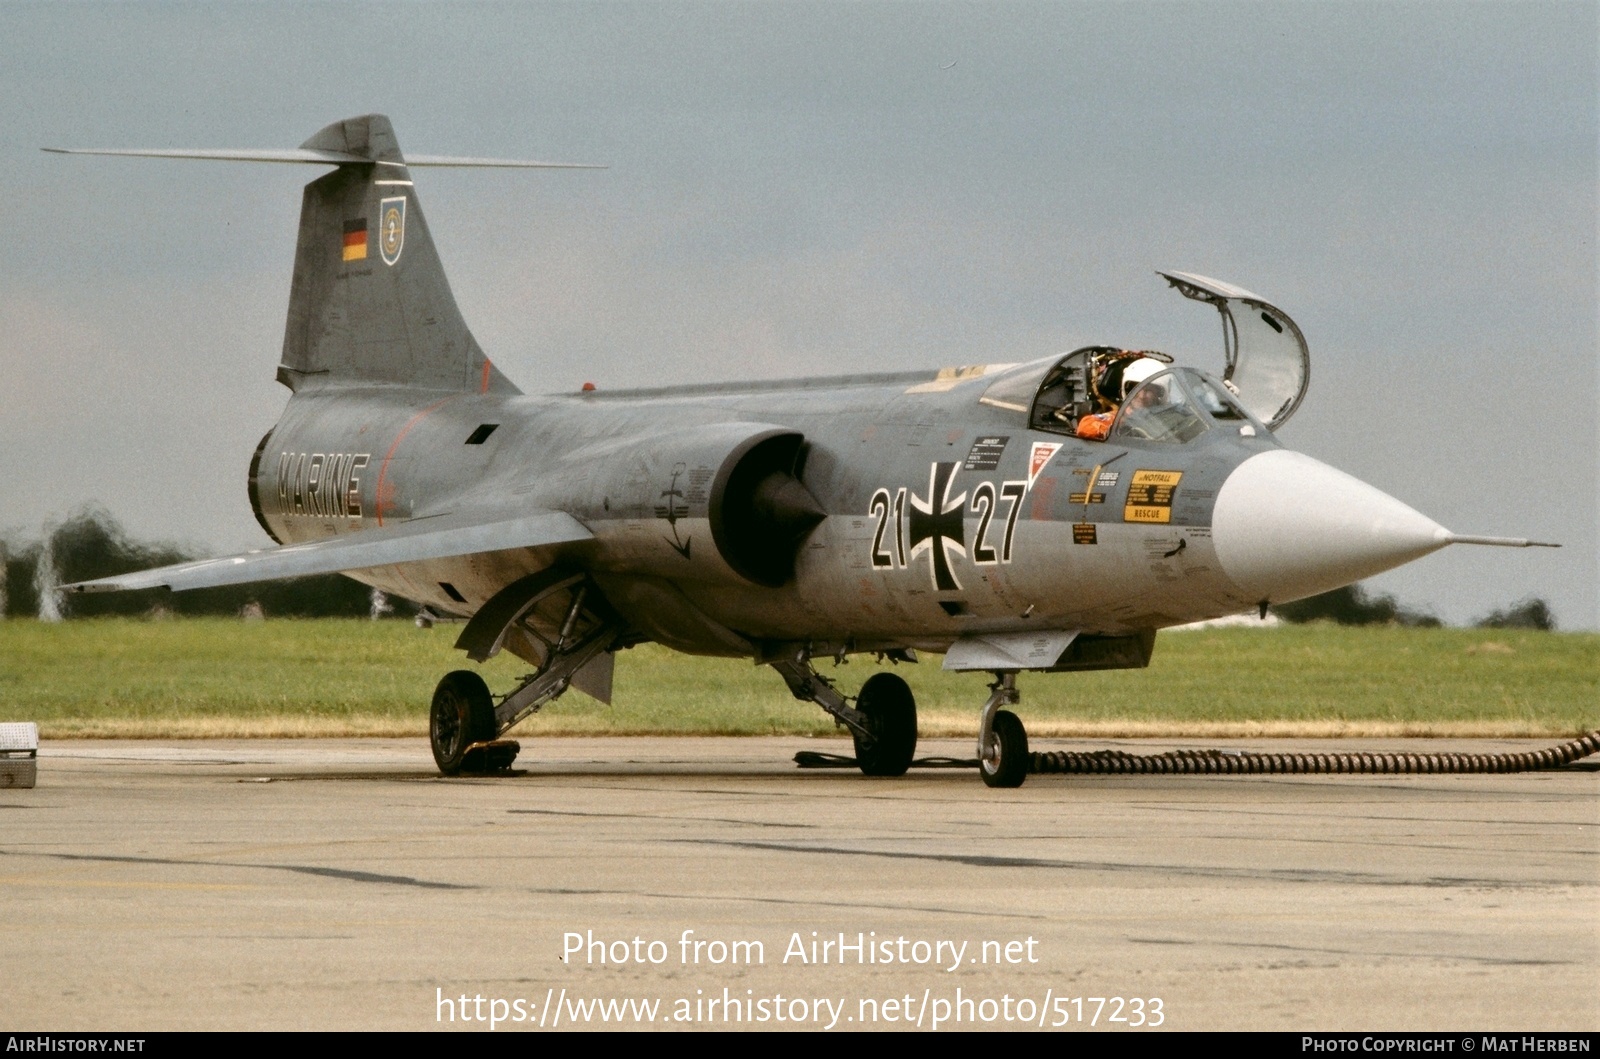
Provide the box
[1075,352,1165,441]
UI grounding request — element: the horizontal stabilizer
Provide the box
[63,510,593,594]
[42,146,605,168]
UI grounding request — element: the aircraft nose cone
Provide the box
[1211,449,1449,604]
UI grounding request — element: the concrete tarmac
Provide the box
[3,736,1596,1032]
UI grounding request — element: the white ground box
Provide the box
[0,722,38,789]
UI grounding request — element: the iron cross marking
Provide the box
[908,461,967,591]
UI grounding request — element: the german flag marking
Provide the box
[342,218,368,262]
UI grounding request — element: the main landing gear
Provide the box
[774,654,1033,787]
[854,672,919,776]
[430,572,623,776]
[429,620,621,775]
[772,654,918,777]
[430,670,519,773]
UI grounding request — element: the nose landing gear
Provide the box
[977,672,1029,788]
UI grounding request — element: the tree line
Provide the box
[3,507,382,619]
[1271,585,1553,629]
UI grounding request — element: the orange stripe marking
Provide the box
[373,395,459,527]
[480,359,491,394]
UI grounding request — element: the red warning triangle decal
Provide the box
[1028,442,1061,488]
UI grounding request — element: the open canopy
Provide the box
[1159,271,1310,430]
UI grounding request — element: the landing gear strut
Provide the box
[977,671,1029,788]
[491,620,619,733]
[772,654,919,777]
[431,573,622,776]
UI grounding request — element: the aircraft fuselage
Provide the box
[253,370,1280,658]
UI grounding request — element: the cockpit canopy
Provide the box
[976,270,1309,440]
[979,353,1264,444]
[1158,271,1309,430]
[1112,367,1255,444]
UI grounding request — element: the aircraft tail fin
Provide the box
[280,115,519,394]
[49,113,604,396]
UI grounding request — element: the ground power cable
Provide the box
[1030,729,1600,775]
[794,730,1600,775]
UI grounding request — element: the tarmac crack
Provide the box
[676,839,1566,889]
[515,884,1047,921]
[1125,935,1578,967]
[274,865,472,889]
[1142,803,1600,829]
[0,849,476,891]
[506,807,814,829]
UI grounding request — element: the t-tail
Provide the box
[46,113,603,396]
[279,115,522,394]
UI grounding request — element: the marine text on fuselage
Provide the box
[275,452,370,519]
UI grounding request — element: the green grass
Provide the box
[0,618,1594,739]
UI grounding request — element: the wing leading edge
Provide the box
[62,511,594,594]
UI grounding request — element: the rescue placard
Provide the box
[1124,469,1183,524]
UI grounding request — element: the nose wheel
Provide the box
[977,673,1029,788]
[979,709,1029,788]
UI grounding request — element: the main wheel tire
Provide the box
[853,672,918,777]
[431,670,496,775]
[979,709,1029,788]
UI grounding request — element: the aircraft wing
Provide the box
[62,510,593,594]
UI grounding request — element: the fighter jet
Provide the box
[52,115,1554,787]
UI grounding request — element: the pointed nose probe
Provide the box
[1210,450,1555,605]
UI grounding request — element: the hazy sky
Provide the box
[2,1,1595,629]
